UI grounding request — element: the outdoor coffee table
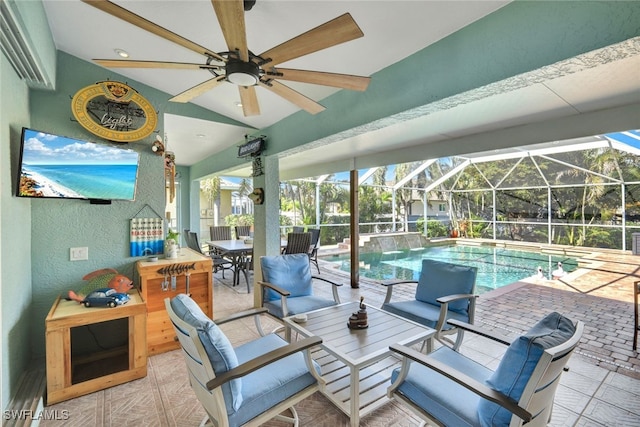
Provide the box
[284,301,435,427]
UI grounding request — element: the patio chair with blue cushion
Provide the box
[381,259,477,352]
[388,312,584,427]
[165,294,324,427]
[258,253,342,335]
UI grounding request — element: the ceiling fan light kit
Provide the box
[225,59,259,86]
[83,0,371,117]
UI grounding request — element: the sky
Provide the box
[605,130,640,150]
[21,128,139,165]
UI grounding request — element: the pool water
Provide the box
[324,245,578,294]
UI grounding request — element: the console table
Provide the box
[45,289,147,405]
[135,248,213,355]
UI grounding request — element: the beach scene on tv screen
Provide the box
[18,129,139,200]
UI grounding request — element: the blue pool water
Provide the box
[324,245,578,294]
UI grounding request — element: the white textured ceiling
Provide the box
[41,1,640,174]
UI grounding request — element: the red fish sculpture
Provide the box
[68,268,133,303]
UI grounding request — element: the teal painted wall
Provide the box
[0,0,55,408]
[27,52,166,362]
[0,52,33,411]
[26,51,234,360]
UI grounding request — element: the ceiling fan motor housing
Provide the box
[226,59,260,86]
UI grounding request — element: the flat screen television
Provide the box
[16,127,140,201]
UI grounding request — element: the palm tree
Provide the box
[201,176,221,225]
[237,178,253,214]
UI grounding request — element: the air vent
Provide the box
[0,0,50,87]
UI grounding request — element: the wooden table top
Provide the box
[285,301,434,366]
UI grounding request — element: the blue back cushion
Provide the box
[170,294,242,413]
[477,312,576,426]
[261,254,312,302]
[414,259,477,314]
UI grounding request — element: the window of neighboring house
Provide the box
[439,203,446,212]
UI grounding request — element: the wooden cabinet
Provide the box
[45,289,147,405]
[135,248,212,355]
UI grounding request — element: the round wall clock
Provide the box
[71,81,158,142]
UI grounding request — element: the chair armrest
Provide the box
[213,308,269,325]
[389,343,532,423]
[312,276,343,304]
[312,276,343,287]
[380,281,418,305]
[380,280,418,287]
[206,336,323,390]
[447,319,512,346]
[258,281,291,297]
[436,293,477,304]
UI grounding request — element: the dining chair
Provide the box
[185,230,233,279]
[380,258,477,352]
[210,225,232,241]
[257,253,342,335]
[292,226,305,233]
[209,225,233,261]
[307,228,321,274]
[234,225,252,240]
[388,312,584,427]
[165,294,324,427]
[283,232,312,255]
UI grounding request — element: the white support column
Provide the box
[252,154,280,307]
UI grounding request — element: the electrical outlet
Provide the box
[70,247,89,261]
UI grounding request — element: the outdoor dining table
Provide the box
[206,239,253,289]
[283,302,435,426]
[206,239,287,290]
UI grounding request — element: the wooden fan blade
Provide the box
[271,68,370,91]
[170,76,226,103]
[211,0,248,62]
[258,80,325,115]
[239,86,260,116]
[94,59,221,70]
[259,13,363,67]
[82,0,225,62]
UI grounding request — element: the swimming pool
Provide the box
[323,245,578,294]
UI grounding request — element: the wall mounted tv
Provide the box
[16,127,140,201]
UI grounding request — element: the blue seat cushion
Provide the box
[170,294,242,413]
[392,346,491,426]
[261,254,313,302]
[477,312,576,426]
[382,300,469,330]
[414,259,477,314]
[229,333,321,427]
[264,295,337,318]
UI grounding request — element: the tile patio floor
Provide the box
[40,248,640,426]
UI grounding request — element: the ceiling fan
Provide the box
[82,0,371,117]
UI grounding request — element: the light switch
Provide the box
[70,247,89,261]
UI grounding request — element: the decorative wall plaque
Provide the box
[71,81,158,142]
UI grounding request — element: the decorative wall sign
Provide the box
[130,217,164,257]
[71,81,158,142]
[130,204,165,257]
[252,157,264,177]
[238,137,266,157]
